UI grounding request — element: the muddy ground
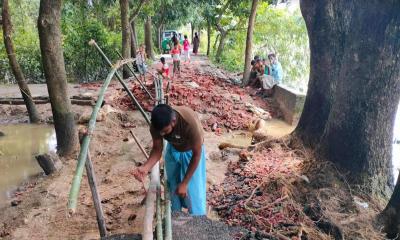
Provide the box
[0,55,292,239]
[0,55,384,240]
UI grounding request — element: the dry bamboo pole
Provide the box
[130,130,163,240]
[89,40,151,125]
[85,149,107,237]
[154,75,172,240]
[153,76,164,240]
[115,51,154,101]
[130,130,149,159]
[142,162,161,240]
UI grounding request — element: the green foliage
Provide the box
[210,3,310,90]
[0,0,128,83]
[62,1,121,82]
[0,0,43,83]
[1,0,308,90]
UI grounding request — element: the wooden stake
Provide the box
[130,130,149,159]
[85,150,107,238]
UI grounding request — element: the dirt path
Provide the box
[0,55,289,239]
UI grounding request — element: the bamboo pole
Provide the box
[130,130,149,159]
[142,162,160,240]
[89,40,151,125]
[116,51,154,101]
[154,75,172,240]
[85,149,107,237]
[68,66,118,213]
[160,81,172,240]
[130,130,163,239]
[156,184,163,240]
[164,161,172,240]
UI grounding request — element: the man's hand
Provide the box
[132,166,148,182]
[175,182,188,198]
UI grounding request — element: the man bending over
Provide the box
[133,104,206,216]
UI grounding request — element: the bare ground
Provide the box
[0,55,285,239]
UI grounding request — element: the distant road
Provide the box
[0,84,80,98]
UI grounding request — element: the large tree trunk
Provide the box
[2,0,40,123]
[242,0,258,86]
[297,0,400,195]
[297,2,400,237]
[157,24,161,50]
[38,0,77,156]
[215,31,227,63]
[294,1,348,147]
[130,21,137,58]
[144,16,154,60]
[381,175,400,238]
[120,0,132,78]
[206,18,211,56]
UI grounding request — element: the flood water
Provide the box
[0,124,56,205]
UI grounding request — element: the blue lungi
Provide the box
[164,143,207,216]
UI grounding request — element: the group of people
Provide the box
[247,53,283,96]
[133,32,201,82]
[166,32,200,79]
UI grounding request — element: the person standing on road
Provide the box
[192,32,200,55]
[183,35,191,63]
[136,44,147,83]
[133,104,207,216]
[170,42,181,78]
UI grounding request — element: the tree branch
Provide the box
[215,0,233,34]
[129,0,148,23]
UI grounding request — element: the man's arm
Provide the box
[133,132,163,181]
[175,137,203,197]
[142,136,163,172]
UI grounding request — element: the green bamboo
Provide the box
[115,51,154,101]
[68,66,118,213]
[89,40,151,125]
[155,75,172,240]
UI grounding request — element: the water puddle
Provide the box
[222,119,296,147]
[0,124,56,205]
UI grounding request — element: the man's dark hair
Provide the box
[254,55,260,61]
[268,53,276,59]
[151,104,175,131]
[251,60,256,66]
[160,57,165,63]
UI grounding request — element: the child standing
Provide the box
[157,57,169,78]
[170,42,181,78]
[136,44,147,83]
[183,35,190,63]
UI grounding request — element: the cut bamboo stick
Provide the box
[85,150,107,237]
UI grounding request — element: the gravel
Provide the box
[171,212,242,240]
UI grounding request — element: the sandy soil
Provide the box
[0,55,288,239]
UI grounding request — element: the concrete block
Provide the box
[273,85,305,125]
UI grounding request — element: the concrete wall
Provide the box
[273,85,306,125]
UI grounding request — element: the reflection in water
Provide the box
[0,124,56,204]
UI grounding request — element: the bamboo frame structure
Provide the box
[68,41,172,238]
[89,40,151,125]
[154,75,172,240]
[115,51,154,101]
